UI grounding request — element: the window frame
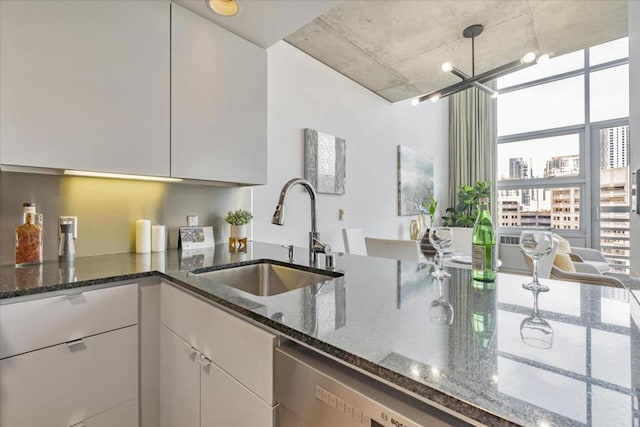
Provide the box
[496,44,629,244]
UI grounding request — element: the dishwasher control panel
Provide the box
[315,384,420,427]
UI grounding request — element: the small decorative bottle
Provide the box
[472,197,496,281]
[16,212,43,266]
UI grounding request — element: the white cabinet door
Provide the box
[160,325,200,427]
[200,356,276,427]
[84,399,139,427]
[170,3,267,184]
[160,282,275,404]
[0,0,170,175]
[0,325,138,427]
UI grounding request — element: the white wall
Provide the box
[630,0,640,277]
[253,42,449,252]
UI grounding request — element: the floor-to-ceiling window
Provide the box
[496,37,630,277]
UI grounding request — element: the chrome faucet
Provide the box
[272,178,331,266]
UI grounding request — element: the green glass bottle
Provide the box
[472,197,496,281]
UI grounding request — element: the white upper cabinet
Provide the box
[0,0,170,175]
[170,4,267,184]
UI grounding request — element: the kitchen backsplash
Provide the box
[0,172,252,265]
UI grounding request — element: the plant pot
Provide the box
[230,224,247,240]
[420,229,436,256]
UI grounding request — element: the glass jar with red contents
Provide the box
[16,211,43,266]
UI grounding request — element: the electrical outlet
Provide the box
[59,216,78,239]
[339,208,346,221]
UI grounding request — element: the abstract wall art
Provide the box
[397,145,434,215]
[304,128,346,195]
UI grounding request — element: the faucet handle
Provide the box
[281,244,295,262]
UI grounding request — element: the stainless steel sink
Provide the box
[193,261,342,296]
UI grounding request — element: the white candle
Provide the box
[136,219,151,254]
[152,225,166,253]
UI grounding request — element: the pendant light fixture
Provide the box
[207,0,240,17]
[412,24,539,105]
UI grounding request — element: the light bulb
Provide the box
[537,54,550,64]
[441,62,453,72]
[430,95,440,103]
[521,52,536,64]
[208,0,240,17]
[410,98,420,106]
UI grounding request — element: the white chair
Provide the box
[342,228,367,255]
[448,227,473,255]
[521,239,624,288]
[364,237,421,262]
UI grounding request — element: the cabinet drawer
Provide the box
[84,399,138,427]
[161,282,275,404]
[0,283,138,359]
[0,325,138,427]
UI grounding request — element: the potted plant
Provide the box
[440,181,492,254]
[224,209,253,241]
[441,181,491,227]
[418,196,438,256]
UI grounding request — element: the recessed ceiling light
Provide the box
[207,0,240,17]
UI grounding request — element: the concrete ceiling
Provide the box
[285,0,629,102]
[172,0,339,48]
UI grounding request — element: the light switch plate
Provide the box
[59,216,78,239]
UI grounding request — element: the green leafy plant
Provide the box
[224,209,253,226]
[441,181,491,227]
[419,196,438,228]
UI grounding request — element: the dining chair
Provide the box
[364,237,421,262]
[342,228,367,255]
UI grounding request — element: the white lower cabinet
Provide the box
[0,325,138,427]
[160,325,200,427]
[84,399,139,427]
[160,282,277,427]
[160,325,276,427]
[200,351,276,427]
[0,283,140,427]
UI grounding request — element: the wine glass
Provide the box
[429,278,454,325]
[520,288,553,349]
[429,227,453,280]
[519,230,554,292]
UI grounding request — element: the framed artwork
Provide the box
[304,128,346,195]
[397,145,434,215]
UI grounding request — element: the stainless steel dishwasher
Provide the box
[275,341,473,427]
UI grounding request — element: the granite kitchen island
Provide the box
[1,242,638,426]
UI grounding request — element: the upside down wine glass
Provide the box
[519,230,554,292]
[429,277,454,326]
[520,288,554,349]
[429,227,453,280]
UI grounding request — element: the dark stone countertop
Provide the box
[2,242,639,426]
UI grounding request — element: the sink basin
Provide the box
[192,261,342,296]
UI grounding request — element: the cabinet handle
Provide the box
[66,292,85,303]
[66,338,84,349]
[198,354,211,367]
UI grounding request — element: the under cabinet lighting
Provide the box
[64,170,183,183]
